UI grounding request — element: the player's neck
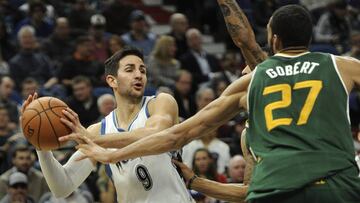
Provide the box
[277,46,308,55]
[115,96,143,128]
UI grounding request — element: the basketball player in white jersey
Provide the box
[22,47,193,203]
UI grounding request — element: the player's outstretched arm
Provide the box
[60,93,179,148]
[217,0,267,69]
[74,73,253,163]
[21,93,96,198]
[36,123,99,198]
[173,160,247,203]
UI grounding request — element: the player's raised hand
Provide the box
[73,134,113,163]
[172,159,195,182]
[60,107,95,143]
[21,92,38,114]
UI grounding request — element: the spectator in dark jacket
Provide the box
[9,26,58,91]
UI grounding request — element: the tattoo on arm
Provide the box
[226,23,241,37]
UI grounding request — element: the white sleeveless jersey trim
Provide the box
[331,54,350,123]
[101,96,193,203]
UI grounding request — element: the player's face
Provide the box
[115,55,147,99]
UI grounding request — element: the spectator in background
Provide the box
[121,10,157,57]
[173,70,196,120]
[182,87,231,174]
[41,17,74,71]
[108,35,125,56]
[20,78,39,104]
[314,0,351,53]
[89,14,111,63]
[0,20,16,64]
[0,146,49,202]
[14,1,54,39]
[217,51,242,84]
[9,26,58,92]
[0,0,25,36]
[167,13,189,59]
[0,172,34,203]
[96,93,115,121]
[68,0,95,36]
[148,35,180,88]
[0,76,18,129]
[227,155,246,183]
[192,148,227,182]
[180,28,221,93]
[58,36,104,88]
[0,106,15,146]
[66,76,100,128]
[102,0,135,35]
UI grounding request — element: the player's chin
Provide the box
[131,90,145,98]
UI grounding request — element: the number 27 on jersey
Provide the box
[263,80,323,131]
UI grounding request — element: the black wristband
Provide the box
[187,174,198,190]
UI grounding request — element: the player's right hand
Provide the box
[60,107,95,143]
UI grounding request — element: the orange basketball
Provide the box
[21,97,72,150]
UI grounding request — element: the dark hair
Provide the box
[72,75,92,86]
[104,46,144,76]
[192,148,218,181]
[29,1,46,14]
[270,5,313,48]
[12,145,31,158]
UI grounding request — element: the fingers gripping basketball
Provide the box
[21,97,72,150]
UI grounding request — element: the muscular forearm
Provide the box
[94,127,159,148]
[217,0,267,69]
[108,126,189,163]
[192,178,247,203]
[108,94,242,163]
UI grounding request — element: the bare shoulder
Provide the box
[334,55,360,92]
[87,122,101,136]
[335,55,360,65]
[148,93,178,112]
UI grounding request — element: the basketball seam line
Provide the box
[23,105,67,128]
[37,99,61,148]
[22,108,41,138]
[37,109,42,150]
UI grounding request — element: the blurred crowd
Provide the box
[0,0,359,202]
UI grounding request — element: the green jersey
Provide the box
[247,52,358,200]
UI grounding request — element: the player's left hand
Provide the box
[60,107,95,143]
[172,159,195,182]
[72,134,113,163]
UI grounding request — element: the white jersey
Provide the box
[100,96,193,203]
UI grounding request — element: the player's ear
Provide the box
[273,34,282,52]
[106,75,117,88]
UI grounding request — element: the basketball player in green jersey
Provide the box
[62,3,360,203]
